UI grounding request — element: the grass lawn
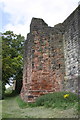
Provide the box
[2,95,78,118]
[0,100,2,120]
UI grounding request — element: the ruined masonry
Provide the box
[21,5,80,102]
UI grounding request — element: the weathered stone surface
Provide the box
[63,6,80,93]
[20,5,80,102]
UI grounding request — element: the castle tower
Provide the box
[21,18,64,102]
[21,5,80,102]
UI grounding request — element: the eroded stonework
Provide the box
[21,5,80,102]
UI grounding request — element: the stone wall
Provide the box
[62,6,79,93]
[78,5,80,94]
[21,5,80,102]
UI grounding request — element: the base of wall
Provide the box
[20,89,60,102]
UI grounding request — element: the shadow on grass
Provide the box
[4,90,19,98]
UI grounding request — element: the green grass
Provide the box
[35,92,78,110]
[16,92,79,110]
[2,91,79,118]
[16,96,37,109]
[2,96,33,118]
[16,96,28,108]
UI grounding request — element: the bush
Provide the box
[4,89,18,98]
[5,86,13,94]
[35,92,78,109]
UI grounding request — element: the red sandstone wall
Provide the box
[21,19,64,102]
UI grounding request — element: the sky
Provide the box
[0,0,79,39]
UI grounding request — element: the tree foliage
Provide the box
[2,31,25,94]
